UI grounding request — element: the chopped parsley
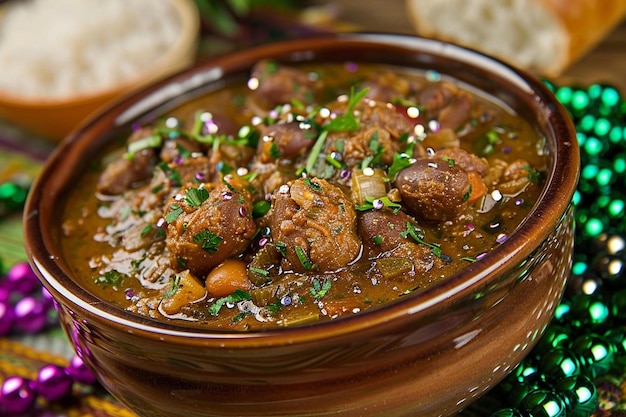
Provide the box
[309,278,331,299]
[295,246,315,270]
[95,270,125,288]
[193,229,223,253]
[158,162,182,187]
[165,203,183,223]
[269,141,282,158]
[324,87,369,132]
[249,267,270,277]
[209,289,252,315]
[163,274,181,298]
[184,187,209,208]
[355,196,402,213]
[303,177,321,192]
[387,151,414,181]
[275,241,288,257]
[140,224,153,236]
[401,221,446,260]
[526,166,545,184]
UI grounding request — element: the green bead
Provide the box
[554,375,598,417]
[608,125,624,144]
[582,217,605,239]
[613,154,626,174]
[538,347,581,382]
[577,115,596,134]
[489,409,524,417]
[607,197,625,219]
[535,324,571,355]
[0,182,28,212]
[569,294,610,327]
[554,301,571,322]
[570,334,615,378]
[595,167,614,187]
[583,136,604,157]
[571,260,587,276]
[520,389,567,417]
[556,86,573,105]
[580,163,599,180]
[593,117,612,138]
[571,90,591,113]
[600,86,621,108]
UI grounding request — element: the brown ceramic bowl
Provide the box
[24,33,579,417]
[0,0,199,142]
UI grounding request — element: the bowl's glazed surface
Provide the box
[24,33,579,417]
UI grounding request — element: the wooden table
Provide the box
[319,0,626,91]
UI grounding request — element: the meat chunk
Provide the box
[159,136,203,164]
[250,60,321,110]
[361,71,414,103]
[394,158,471,222]
[268,177,361,273]
[431,147,489,177]
[164,181,257,277]
[324,101,416,170]
[438,91,473,131]
[97,127,158,195]
[256,121,317,163]
[357,210,435,280]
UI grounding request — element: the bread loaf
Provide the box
[405,0,626,77]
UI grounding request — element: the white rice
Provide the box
[0,0,182,99]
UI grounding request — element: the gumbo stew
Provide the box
[60,61,547,330]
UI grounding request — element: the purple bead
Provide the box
[0,376,36,414]
[5,263,39,294]
[0,300,14,336]
[0,286,10,303]
[67,356,97,385]
[36,364,72,401]
[13,296,48,333]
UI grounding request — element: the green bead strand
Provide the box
[482,80,626,417]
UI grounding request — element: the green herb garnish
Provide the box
[295,246,314,270]
[324,87,369,132]
[355,196,402,213]
[163,275,181,298]
[185,187,209,208]
[401,221,445,259]
[209,289,252,315]
[193,229,223,253]
[95,270,125,288]
[309,278,331,299]
[165,204,183,223]
[387,152,413,181]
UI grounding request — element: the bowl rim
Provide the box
[24,32,580,346]
[0,0,199,108]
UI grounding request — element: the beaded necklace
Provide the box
[0,81,625,416]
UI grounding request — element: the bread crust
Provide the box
[406,0,626,76]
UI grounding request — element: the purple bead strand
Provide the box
[0,262,97,415]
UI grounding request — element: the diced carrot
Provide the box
[205,258,251,298]
[466,171,488,204]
